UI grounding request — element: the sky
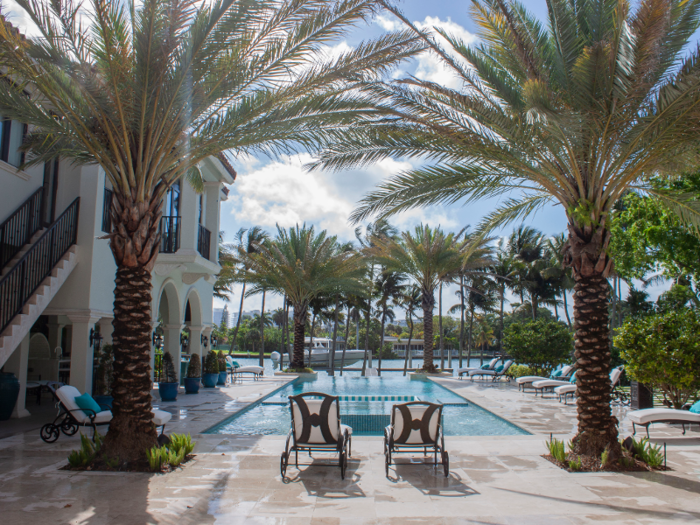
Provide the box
[3,0,690,319]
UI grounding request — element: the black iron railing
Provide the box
[197,224,211,260]
[0,187,43,269]
[102,188,113,233]
[0,198,79,334]
[160,216,180,253]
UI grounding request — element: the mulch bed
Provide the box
[542,454,669,473]
[60,454,196,473]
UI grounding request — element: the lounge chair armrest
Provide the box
[63,407,98,422]
[98,403,111,411]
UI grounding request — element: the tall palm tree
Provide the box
[0,0,422,462]
[544,233,575,328]
[400,285,422,376]
[374,271,405,374]
[237,225,364,369]
[316,0,700,458]
[491,244,516,353]
[229,227,269,353]
[370,224,463,372]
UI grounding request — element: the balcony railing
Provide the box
[197,224,211,260]
[102,188,113,233]
[0,198,79,334]
[160,215,180,254]
[0,187,43,269]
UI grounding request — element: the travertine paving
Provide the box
[0,376,699,524]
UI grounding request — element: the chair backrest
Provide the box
[499,360,514,374]
[225,356,234,368]
[390,402,443,445]
[610,366,623,387]
[487,358,498,369]
[289,392,341,445]
[560,365,573,377]
[56,385,88,422]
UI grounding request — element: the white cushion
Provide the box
[236,366,263,374]
[610,367,622,386]
[516,376,549,385]
[291,398,339,444]
[340,423,352,436]
[532,379,572,389]
[93,411,113,424]
[554,384,577,395]
[469,369,497,376]
[153,409,172,426]
[391,405,440,444]
[628,408,700,426]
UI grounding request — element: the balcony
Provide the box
[197,224,211,260]
[160,216,180,254]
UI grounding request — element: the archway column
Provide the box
[188,325,204,357]
[67,313,101,394]
[98,317,114,345]
[163,323,183,381]
[4,333,31,418]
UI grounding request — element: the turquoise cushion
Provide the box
[75,393,102,415]
[569,371,577,384]
[481,364,491,369]
[690,400,700,414]
[552,370,562,378]
[494,365,504,373]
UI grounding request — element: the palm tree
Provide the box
[316,0,700,458]
[229,227,269,353]
[0,0,422,462]
[374,271,406,374]
[544,233,575,328]
[491,245,516,353]
[400,286,422,375]
[370,224,463,372]
[237,225,364,369]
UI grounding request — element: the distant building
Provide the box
[213,305,229,326]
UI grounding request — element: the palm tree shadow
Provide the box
[387,460,480,497]
[283,457,366,498]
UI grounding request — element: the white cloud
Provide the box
[376,15,398,31]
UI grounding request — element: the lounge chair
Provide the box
[469,360,513,382]
[554,367,623,404]
[456,358,498,379]
[629,407,700,437]
[384,401,449,478]
[40,385,172,443]
[232,365,264,383]
[516,365,574,392]
[280,392,352,480]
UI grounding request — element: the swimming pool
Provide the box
[206,376,528,437]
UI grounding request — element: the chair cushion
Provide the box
[551,370,562,378]
[628,408,700,425]
[494,365,504,373]
[689,401,700,414]
[532,379,570,388]
[237,366,263,374]
[93,410,113,424]
[554,384,576,394]
[152,409,172,426]
[340,423,352,436]
[480,364,490,369]
[570,371,576,384]
[391,404,440,444]
[74,393,102,416]
[291,397,339,443]
[515,376,548,384]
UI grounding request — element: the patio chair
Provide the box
[468,360,514,382]
[232,365,264,383]
[456,358,498,379]
[384,401,449,478]
[280,392,352,480]
[516,365,574,392]
[40,385,172,443]
[555,367,624,404]
[629,407,700,438]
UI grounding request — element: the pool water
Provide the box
[206,376,528,437]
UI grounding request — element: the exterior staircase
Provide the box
[0,197,80,369]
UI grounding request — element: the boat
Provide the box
[270,338,365,369]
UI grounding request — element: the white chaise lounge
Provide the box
[628,407,700,437]
[233,365,264,382]
[554,367,623,404]
[40,385,172,443]
[456,358,498,379]
[516,365,574,392]
[468,360,513,381]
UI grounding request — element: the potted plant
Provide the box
[185,353,201,394]
[158,352,179,401]
[217,353,228,386]
[202,350,220,388]
[93,344,114,408]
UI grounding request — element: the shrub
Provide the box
[68,433,103,468]
[503,319,573,376]
[614,309,700,408]
[93,344,114,396]
[546,438,567,463]
[508,364,534,378]
[204,350,219,374]
[147,433,195,472]
[187,353,201,378]
[217,353,227,372]
[162,352,178,383]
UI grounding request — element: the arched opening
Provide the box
[154,280,182,381]
[183,288,204,359]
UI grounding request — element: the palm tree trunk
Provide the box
[341,307,351,376]
[229,281,246,354]
[563,291,572,328]
[259,290,266,367]
[422,290,436,372]
[291,305,306,369]
[330,296,339,376]
[553,301,559,321]
[499,284,505,355]
[365,305,371,369]
[106,266,158,461]
[468,307,475,366]
[361,307,371,376]
[532,294,538,320]
[439,282,444,370]
[403,314,413,377]
[610,278,617,345]
[308,313,316,368]
[378,308,386,376]
[459,275,465,368]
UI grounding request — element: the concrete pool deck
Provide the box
[0,375,699,524]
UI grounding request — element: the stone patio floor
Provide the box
[0,375,699,524]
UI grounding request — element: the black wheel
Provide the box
[40,424,60,443]
[280,452,287,479]
[442,451,449,478]
[61,419,78,436]
[340,451,346,480]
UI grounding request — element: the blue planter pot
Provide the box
[94,395,113,410]
[184,377,200,394]
[202,373,218,388]
[158,382,179,401]
[217,371,227,386]
[0,372,20,421]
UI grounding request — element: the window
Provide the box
[164,180,180,217]
[198,195,203,225]
[42,159,59,225]
[0,117,27,168]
